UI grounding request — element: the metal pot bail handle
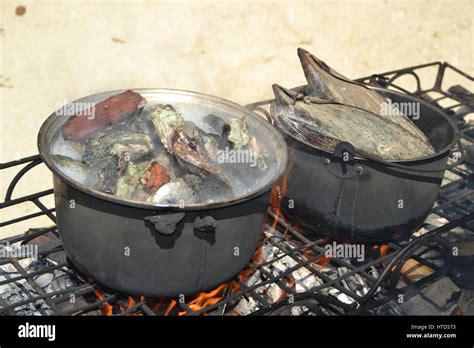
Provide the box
[245,101,275,125]
[193,216,218,233]
[337,139,466,173]
[144,212,186,236]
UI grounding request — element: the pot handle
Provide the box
[334,139,465,173]
[245,100,276,125]
[193,216,218,233]
[144,212,186,236]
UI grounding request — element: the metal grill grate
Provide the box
[1,62,473,316]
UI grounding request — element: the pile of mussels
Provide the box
[52,90,269,205]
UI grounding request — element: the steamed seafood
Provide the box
[55,90,270,205]
[89,154,128,193]
[144,162,171,192]
[271,84,434,160]
[148,104,231,187]
[172,130,226,181]
[193,127,223,163]
[297,48,433,148]
[115,161,150,199]
[224,118,250,149]
[152,179,195,204]
[62,90,146,141]
[148,104,185,152]
[51,154,89,183]
[83,130,153,165]
[270,49,436,160]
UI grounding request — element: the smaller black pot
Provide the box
[273,88,460,243]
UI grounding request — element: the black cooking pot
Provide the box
[270,87,460,243]
[38,89,288,297]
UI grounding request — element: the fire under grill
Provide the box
[1,62,473,316]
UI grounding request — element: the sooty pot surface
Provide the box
[54,176,269,297]
[278,88,458,243]
[38,89,288,297]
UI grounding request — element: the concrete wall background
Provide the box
[1,0,472,237]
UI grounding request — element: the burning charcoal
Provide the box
[328,288,355,305]
[338,267,369,297]
[83,130,153,165]
[34,273,54,289]
[148,104,185,152]
[270,255,298,275]
[297,48,432,145]
[62,90,146,141]
[259,283,287,304]
[245,269,262,287]
[144,162,171,193]
[291,267,323,293]
[271,84,435,160]
[52,155,89,183]
[152,179,195,205]
[230,297,259,316]
[223,117,250,150]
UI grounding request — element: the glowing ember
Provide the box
[94,289,113,316]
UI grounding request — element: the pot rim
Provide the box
[38,88,288,211]
[270,86,459,164]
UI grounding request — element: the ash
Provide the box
[217,225,374,316]
[0,242,78,315]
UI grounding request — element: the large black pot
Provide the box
[271,88,460,243]
[38,89,288,297]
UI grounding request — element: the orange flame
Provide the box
[377,244,397,271]
[268,162,293,231]
[269,179,286,230]
[93,288,144,315]
[179,283,229,315]
[91,163,300,316]
[315,256,331,266]
[94,289,113,316]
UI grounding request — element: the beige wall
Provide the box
[1,0,473,237]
